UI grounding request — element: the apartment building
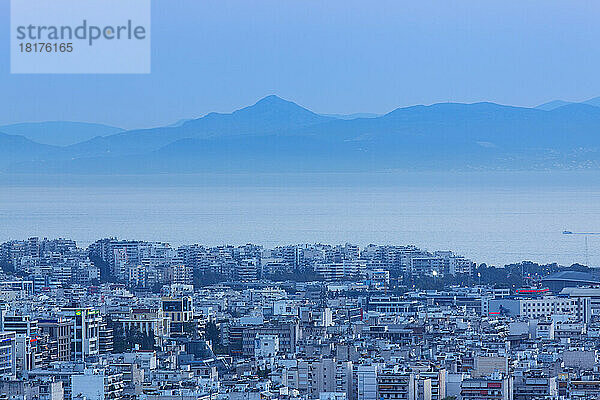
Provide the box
[59,307,101,361]
[461,375,512,400]
[2,314,42,372]
[161,296,193,334]
[377,367,416,400]
[512,372,557,400]
[520,297,591,323]
[38,318,72,361]
[71,368,125,400]
[0,331,17,379]
[286,359,354,400]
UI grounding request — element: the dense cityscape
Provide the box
[4,2,599,400]
[0,237,596,399]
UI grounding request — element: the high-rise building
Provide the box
[38,318,72,362]
[2,315,41,372]
[0,331,17,379]
[59,308,101,361]
[161,297,193,334]
[357,365,378,400]
[377,367,416,400]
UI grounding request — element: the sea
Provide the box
[2,171,600,267]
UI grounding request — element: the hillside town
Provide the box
[0,237,598,400]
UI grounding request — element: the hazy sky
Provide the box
[1,0,600,129]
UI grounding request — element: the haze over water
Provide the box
[2,171,600,267]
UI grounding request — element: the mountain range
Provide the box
[534,96,600,111]
[0,121,123,146]
[4,95,600,174]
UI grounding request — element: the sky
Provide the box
[1,0,600,129]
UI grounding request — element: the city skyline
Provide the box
[3,1,600,399]
[0,232,596,400]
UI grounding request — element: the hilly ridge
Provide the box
[5,95,600,174]
[0,121,123,146]
[0,132,58,165]
[62,95,334,158]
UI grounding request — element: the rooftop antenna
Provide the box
[562,231,600,266]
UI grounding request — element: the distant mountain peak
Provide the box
[227,95,329,124]
[157,95,335,142]
[242,95,309,113]
[11,96,600,174]
[255,94,287,104]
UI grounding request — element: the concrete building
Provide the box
[161,297,193,334]
[71,368,124,400]
[367,296,421,316]
[254,334,279,358]
[569,379,600,400]
[520,296,591,323]
[118,308,170,347]
[242,320,300,356]
[461,375,512,400]
[39,318,72,362]
[3,314,41,372]
[59,307,101,361]
[291,359,354,400]
[0,331,17,378]
[513,372,557,400]
[357,365,378,400]
[473,356,508,378]
[315,261,366,281]
[172,264,194,285]
[377,367,416,400]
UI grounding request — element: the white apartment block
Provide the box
[520,297,591,323]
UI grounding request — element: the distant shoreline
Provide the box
[2,170,600,188]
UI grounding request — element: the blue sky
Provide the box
[1,0,600,129]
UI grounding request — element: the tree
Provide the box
[204,321,220,344]
[89,254,115,283]
[204,321,227,354]
[109,316,156,352]
[194,270,226,288]
[184,321,198,337]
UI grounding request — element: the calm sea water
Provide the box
[2,172,600,267]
